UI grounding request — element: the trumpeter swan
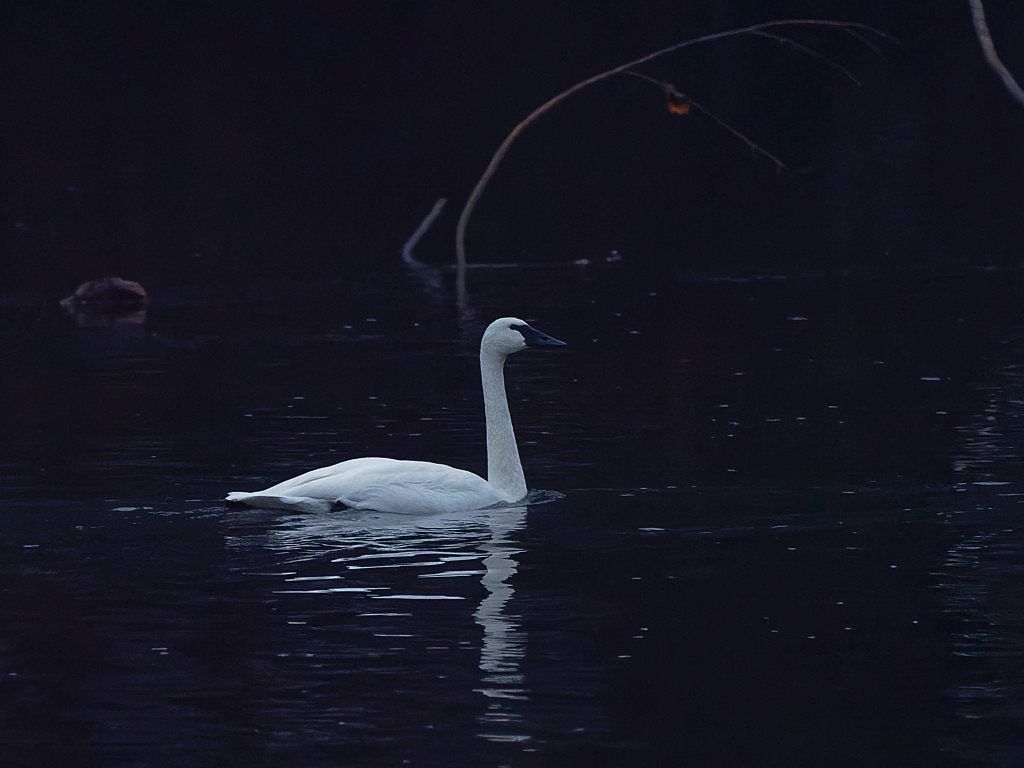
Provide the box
[226,317,565,513]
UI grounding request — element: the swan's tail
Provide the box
[225,491,335,514]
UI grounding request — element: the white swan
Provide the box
[225,317,566,514]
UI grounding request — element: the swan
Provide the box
[225,317,566,514]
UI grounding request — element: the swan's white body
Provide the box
[226,317,564,514]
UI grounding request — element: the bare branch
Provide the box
[620,70,786,171]
[747,30,861,85]
[968,0,1024,107]
[686,93,787,171]
[621,70,669,91]
[838,27,885,56]
[402,198,448,264]
[455,19,893,278]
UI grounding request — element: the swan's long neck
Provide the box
[481,350,527,501]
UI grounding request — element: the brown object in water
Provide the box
[60,277,149,313]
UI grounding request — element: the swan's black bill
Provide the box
[513,324,567,348]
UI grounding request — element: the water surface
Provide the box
[2,266,1023,766]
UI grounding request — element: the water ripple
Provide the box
[224,504,532,744]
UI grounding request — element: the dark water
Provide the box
[2,265,1024,766]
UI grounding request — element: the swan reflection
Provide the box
[224,503,531,739]
[472,506,529,743]
[474,507,526,695]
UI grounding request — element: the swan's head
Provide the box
[482,317,566,357]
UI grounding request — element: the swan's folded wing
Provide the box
[258,457,396,496]
[338,463,505,514]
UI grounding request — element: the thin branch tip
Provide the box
[747,30,862,86]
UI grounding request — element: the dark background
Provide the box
[4,5,1024,766]
[3,1,1023,294]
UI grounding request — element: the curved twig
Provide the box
[968,0,1024,107]
[839,27,886,56]
[402,197,449,295]
[454,18,892,279]
[402,198,448,264]
[747,30,861,85]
